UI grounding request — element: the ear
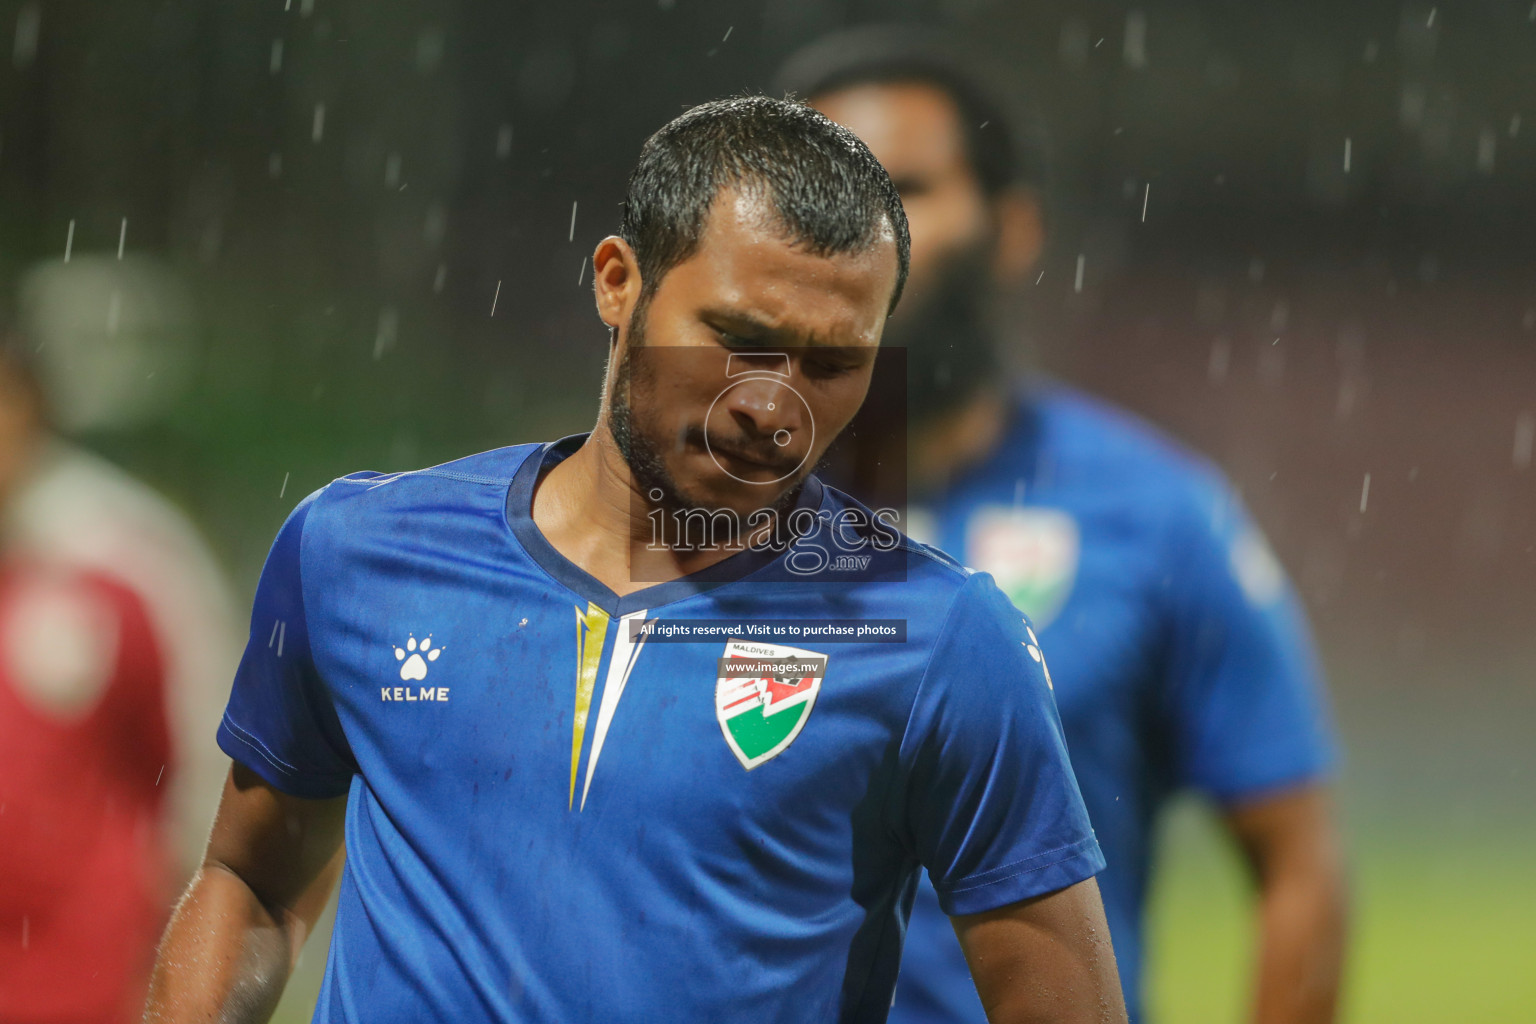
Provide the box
[593,236,642,336]
[990,187,1045,285]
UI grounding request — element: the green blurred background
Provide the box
[3,1,1532,1020]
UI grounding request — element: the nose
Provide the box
[721,373,807,444]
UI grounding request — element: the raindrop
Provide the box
[1123,11,1148,69]
[1514,413,1535,470]
[1058,20,1090,67]
[1141,182,1150,222]
[106,291,121,335]
[1335,379,1356,419]
[374,307,398,359]
[433,264,447,293]
[280,471,290,498]
[312,103,326,143]
[568,201,578,242]
[117,218,127,259]
[424,203,446,245]
[1343,137,1351,173]
[64,219,74,262]
[384,152,402,188]
[12,3,39,69]
[1073,254,1085,293]
[1510,114,1521,138]
[270,38,283,74]
[496,124,513,159]
[268,152,283,178]
[300,0,314,16]
[415,28,445,74]
[577,258,587,286]
[490,280,502,317]
[1359,472,1371,513]
[1269,301,1290,332]
[1476,129,1496,173]
[722,26,733,43]
[1208,339,1230,382]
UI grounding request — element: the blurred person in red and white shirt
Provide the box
[0,322,240,1023]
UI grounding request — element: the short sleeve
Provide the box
[1161,481,1337,802]
[900,573,1105,917]
[216,489,356,799]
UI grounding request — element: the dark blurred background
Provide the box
[2,1,1532,1020]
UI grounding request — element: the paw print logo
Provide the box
[393,635,442,681]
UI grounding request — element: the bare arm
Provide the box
[952,877,1128,1024]
[144,762,347,1024]
[1222,784,1348,1024]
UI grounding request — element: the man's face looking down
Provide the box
[594,186,901,520]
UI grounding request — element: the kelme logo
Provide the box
[393,634,441,681]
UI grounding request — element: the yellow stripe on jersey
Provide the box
[570,602,610,810]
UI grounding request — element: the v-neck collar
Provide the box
[504,434,826,617]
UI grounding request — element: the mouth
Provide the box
[698,435,796,478]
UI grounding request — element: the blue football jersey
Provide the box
[217,434,1105,1023]
[889,386,1337,1024]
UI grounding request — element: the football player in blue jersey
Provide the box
[777,28,1348,1024]
[145,96,1127,1023]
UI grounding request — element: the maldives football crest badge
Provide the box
[966,506,1080,630]
[715,640,828,770]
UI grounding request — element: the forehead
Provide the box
[811,81,969,175]
[660,188,897,345]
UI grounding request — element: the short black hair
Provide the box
[774,26,1038,198]
[618,95,910,314]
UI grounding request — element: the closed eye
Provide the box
[802,353,867,380]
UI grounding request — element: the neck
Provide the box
[909,385,1011,494]
[530,421,758,598]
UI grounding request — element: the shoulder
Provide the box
[278,443,542,573]
[815,480,975,589]
[1029,384,1239,530]
[305,443,540,521]
[320,444,537,498]
[812,482,1028,639]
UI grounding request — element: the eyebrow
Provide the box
[700,307,839,347]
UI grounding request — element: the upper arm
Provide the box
[903,574,1104,916]
[204,761,347,935]
[952,877,1127,1024]
[205,489,354,928]
[217,488,356,799]
[1220,783,1346,886]
[1161,482,1336,800]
